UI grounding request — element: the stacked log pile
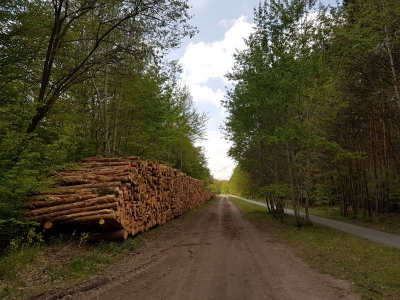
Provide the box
[26,157,213,240]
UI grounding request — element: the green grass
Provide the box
[0,247,41,280]
[242,196,400,235]
[298,205,400,235]
[230,197,400,300]
[0,246,43,299]
[0,236,142,299]
[47,238,141,281]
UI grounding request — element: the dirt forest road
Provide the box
[52,195,359,300]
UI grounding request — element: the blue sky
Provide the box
[173,0,340,180]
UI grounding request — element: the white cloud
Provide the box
[188,83,225,107]
[197,130,235,180]
[180,16,254,180]
[180,16,254,88]
[217,19,233,28]
[218,15,248,28]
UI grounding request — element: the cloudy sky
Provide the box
[171,0,338,180]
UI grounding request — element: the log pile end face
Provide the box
[27,157,213,239]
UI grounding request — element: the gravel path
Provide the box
[229,195,400,249]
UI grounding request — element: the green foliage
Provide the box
[0,140,52,251]
[228,164,259,198]
[209,179,223,194]
[223,0,400,219]
[0,0,212,251]
[312,184,336,206]
[260,184,291,198]
[220,181,231,194]
[223,0,333,223]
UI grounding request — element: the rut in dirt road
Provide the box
[72,196,359,300]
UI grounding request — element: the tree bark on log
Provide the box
[58,213,117,224]
[28,194,114,210]
[28,202,118,220]
[27,156,213,241]
[48,209,116,223]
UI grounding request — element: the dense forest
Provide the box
[0,0,212,249]
[222,0,400,222]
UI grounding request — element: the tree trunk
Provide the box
[304,145,312,224]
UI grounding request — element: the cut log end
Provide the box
[28,156,213,242]
[44,222,53,229]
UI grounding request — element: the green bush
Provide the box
[0,137,52,252]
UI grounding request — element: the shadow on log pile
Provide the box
[26,156,214,241]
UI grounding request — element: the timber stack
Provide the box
[26,156,213,240]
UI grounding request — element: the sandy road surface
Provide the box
[41,196,359,300]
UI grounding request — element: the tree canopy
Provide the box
[223,0,400,222]
[0,0,211,250]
